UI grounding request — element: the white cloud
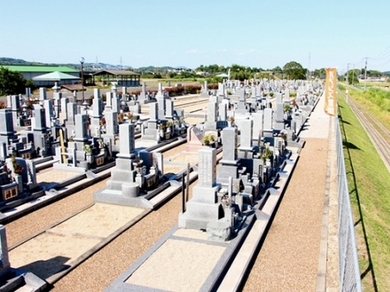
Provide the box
[185,49,204,54]
[233,49,261,55]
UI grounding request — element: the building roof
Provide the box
[93,69,139,76]
[61,84,86,92]
[32,71,80,81]
[2,65,79,73]
[216,73,229,78]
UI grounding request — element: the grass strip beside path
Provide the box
[338,91,390,292]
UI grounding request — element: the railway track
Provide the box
[346,94,390,173]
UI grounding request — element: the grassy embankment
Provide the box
[338,84,390,291]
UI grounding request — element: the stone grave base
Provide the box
[94,189,153,209]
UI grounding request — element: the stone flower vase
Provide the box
[15,174,23,193]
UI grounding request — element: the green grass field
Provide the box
[338,89,390,291]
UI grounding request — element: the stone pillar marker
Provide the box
[179,147,222,231]
[142,102,159,140]
[236,88,247,114]
[252,112,263,140]
[91,88,103,137]
[10,95,20,128]
[156,83,165,119]
[112,92,120,113]
[204,99,218,130]
[32,104,47,132]
[0,109,16,153]
[39,87,47,103]
[74,114,89,142]
[94,123,142,205]
[198,147,216,188]
[43,100,54,128]
[53,82,62,118]
[201,80,209,97]
[274,93,285,130]
[138,81,147,103]
[117,123,135,159]
[165,100,174,119]
[59,97,69,124]
[105,110,118,137]
[0,225,10,274]
[221,127,238,162]
[263,108,273,131]
[105,91,112,109]
[239,119,253,150]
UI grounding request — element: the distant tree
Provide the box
[230,64,246,73]
[312,68,326,79]
[367,70,384,78]
[218,65,226,73]
[0,66,28,96]
[282,61,306,80]
[195,65,206,73]
[272,66,283,74]
[208,64,219,74]
[347,70,359,84]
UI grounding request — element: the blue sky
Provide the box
[1,0,390,73]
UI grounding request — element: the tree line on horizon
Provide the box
[1,57,389,96]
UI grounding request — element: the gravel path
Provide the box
[242,138,328,291]
[5,146,197,291]
[6,179,108,248]
[52,182,194,291]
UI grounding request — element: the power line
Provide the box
[369,46,390,60]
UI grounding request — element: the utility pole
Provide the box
[346,63,352,103]
[364,57,368,90]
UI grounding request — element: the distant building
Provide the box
[93,70,140,86]
[32,71,80,87]
[3,65,79,79]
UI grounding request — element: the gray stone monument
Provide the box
[39,87,47,103]
[274,93,285,130]
[252,112,263,142]
[235,88,247,115]
[59,97,69,124]
[142,103,159,140]
[204,99,218,131]
[138,81,147,103]
[90,89,103,137]
[238,118,253,159]
[179,147,222,230]
[43,100,54,128]
[200,80,209,97]
[217,127,239,185]
[263,108,273,137]
[94,124,153,208]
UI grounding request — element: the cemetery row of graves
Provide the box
[0,78,321,290]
